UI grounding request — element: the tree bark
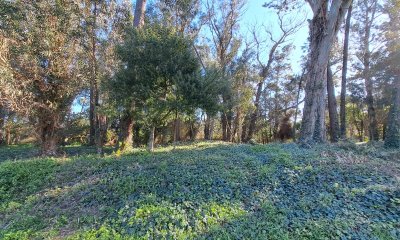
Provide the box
[96,114,107,156]
[340,3,352,139]
[247,81,262,142]
[134,0,147,28]
[89,1,98,146]
[204,114,212,140]
[385,78,400,148]
[119,113,134,150]
[38,112,61,156]
[327,63,340,142]
[0,107,5,145]
[221,113,227,141]
[362,0,379,141]
[148,126,155,152]
[299,0,351,145]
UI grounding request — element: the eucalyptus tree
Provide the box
[206,0,244,141]
[0,0,85,155]
[382,0,400,148]
[353,0,381,141]
[299,0,352,144]
[340,2,353,139]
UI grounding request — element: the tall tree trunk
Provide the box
[340,3,352,139]
[327,63,340,142]
[293,69,305,141]
[247,81,262,141]
[148,126,155,152]
[299,0,351,144]
[204,114,211,140]
[385,78,400,148]
[39,112,60,156]
[362,0,379,141]
[119,113,134,150]
[0,107,5,145]
[96,114,107,156]
[221,113,227,141]
[134,0,147,28]
[89,2,98,146]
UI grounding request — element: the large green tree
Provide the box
[0,0,84,155]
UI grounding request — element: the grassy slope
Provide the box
[0,142,399,239]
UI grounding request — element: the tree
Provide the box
[299,0,352,144]
[383,0,400,148]
[340,2,353,139]
[353,0,380,141]
[113,25,200,151]
[0,0,84,155]
[246,8,303,142]
[206,0,244,141]
[327,61,340,142]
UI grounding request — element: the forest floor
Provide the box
[0,141,399,239]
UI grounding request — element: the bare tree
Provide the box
[246,10,303,142]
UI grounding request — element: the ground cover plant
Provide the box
[0,141,399,239]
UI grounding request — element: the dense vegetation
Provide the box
[0,0,399,239]
[0,142,399,239]
[1,0,399,153]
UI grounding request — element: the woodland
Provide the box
[0,0,399,239]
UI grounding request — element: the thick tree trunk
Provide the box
[119,113,134,150]
[39,112,61,156]
[134,0,147,28]
[327,63,340,142]
[148,126,155,152]
[340,3,352,139]
[299,0,351,145]
[385,79,400,148]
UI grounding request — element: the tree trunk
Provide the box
[0,107,5,145]
[88,1,98,146]
[327,63,340,142]
[362,0,379,141]
[119,113,134,150]
[299,0,351,145]
[204,114,211,140]
[247,81,262,141]
[134,0,147,28]
[39,112,60,156]
[221,113,227,141]
[340,3,352,139]
[385,79,400,148]
[293,70,305,141]
[148,126,155,152]
[96,114,107,156]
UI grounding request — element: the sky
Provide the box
[239,0,311,74]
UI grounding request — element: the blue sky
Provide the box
[240,0,311,74]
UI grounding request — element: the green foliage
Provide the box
[0,142,399,239]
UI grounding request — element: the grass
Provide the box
[0,141,399,239]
